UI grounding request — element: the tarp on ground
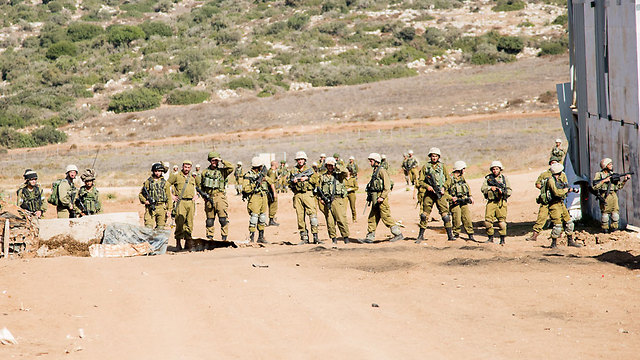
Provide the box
[101,222,169,255]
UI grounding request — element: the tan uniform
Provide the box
[546,174,574,238]
[289,164,320,240]
[417,162,452,230]
[267,167,279,220]
[533,170,568,232]
[406,157,420,185]
[593,170,629,231]
[56,178,77,218]
[344,176,359,222]
[16,184,47,215]
[242,169,273,233]
[447,173,473,236]
[317,165,350,239]
[139,176,172,229]
[365,165,401,239]
[481,173,512,236]
[168,171,196,241]
[196,160,233,239]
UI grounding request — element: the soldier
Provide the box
[318,153,327,172]
[380,154,389,170]
[447,161,475,241]
[162,162,171,180]
[77,169,101,216]
[242,157,276,243]
[527,157,563,241]
[402,153,410,185]
[593,158,632,233]
[333,153,345,167]
[550,138,565,161]
[168,160,197,251]
[312,162,319,173]
[405,150,420,185]
[266,160,280,226]
[481,161,512,245]
[362,153,403,243]
[545,163,581,248]
[55,164,78,218]
[415,148,453,243]
[277,160,289,193]
[317,157,350,244]
[193,164,201,178]
[172,164,179,175]
[16,169,46,218]
[234,161,243,195]
[344,168,359,222]
[289,151,321,244]
[347,156,358,178]
[196,152,234,241]
[139,162,171,229]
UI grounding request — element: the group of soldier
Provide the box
[10,137,632,251]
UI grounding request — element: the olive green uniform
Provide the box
[16,184,47,215]
[56,178,77,218]
[533,170,568,233]
[196,160,233,239]
[405,157,419,185]
[267,167,279,220]
[347,161,358,178]
[593,170,629,231]
[447,173,473,236]
[546,174,574,239]
[365,165,401,238]
[380,159,389,171]
[344,176,359,222]
[242,169,273,233]
[318,164,350,239]
[234,165,243,195]
[139,176,172,229]
[550,147,565,161]
[289,164,320,240]
[277,165,289,193]
[77,186,102,215]
[417,162,452,230]
[481,173,512,236]
[168,171,196,241]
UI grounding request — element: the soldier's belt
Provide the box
[181,198,194,201]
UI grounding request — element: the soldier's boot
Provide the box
[249,232,255,243]
[453,232,460,240]
[486,235,494,243]
[526,231,539,241]
[414,228,425,244]
[175,239,183,251]
[550,238,557,248]
[298,231,309,245]
[358,232,375,244]
[567,235,582,248]
[499,235,506,245]
[390,226,404,242]
[257,230,267,244]
[222,235,228,242]
[332,237,337,245]
[269,218,280,227]
[446,227,455,241]
[468,234,475,241]
[313,233,323,244]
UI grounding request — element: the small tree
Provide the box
[107,25,145,47]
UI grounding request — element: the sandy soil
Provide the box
[2,170,639,359]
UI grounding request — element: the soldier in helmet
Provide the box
[196,151,234,242]
[333,153,345,167]
[405,150,420,185]
[168,160,197,251]
[402,153,410,185]
[347,156,358,178]
[481,161,512,244]
[193,164,201,178]
[361,153,403,243]
[16,169,46,218]
[344,167,359,222]
[55,164,79,218]
[77,169,101,216]
[277,160,289,193]
[234,161,243,195]
[242,157,276,243]
[317,157,351,244]
[416,147,453,243]
[550,138,565,161]
[593,158,631,233]
[527,157,563,242]
[266,160,280,226]
[139,162,172,229]
[318,153,327,173]
[447,161,475,241]
[546,163,581,247]
[380,154,389,170]
[289,151,321,244]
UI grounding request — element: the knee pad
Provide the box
[420,213,427,222]
[484,221,492,229]
[219,217,228,227]
[551,224,563,238]
[498,221,507,231]
[249,214,259,226]
[442,214,451,224]
[611,212,620,222]
[206,218,215,227]
[601,213,610,224]
[565,221,574,232]
[258,213,268,225]
[310,215,319,227]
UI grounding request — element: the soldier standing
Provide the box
[550,138,566,161]
[406,150,420,185]
[344,168,359,222]
[77,169,101,215]
[54,164,78,218]
[289,151,321,244]
[380,154,389,170]
[317,157,350,244]
[362,153,403,243]
[318,153,327,172]
[234,161,243,195]
[196,152,233,241]
[592,158,631,232]
[447,161,475,241]
[347,156,358,178]
[193,164,201,178]
[415,148,453,243]
[545,163,581,248]
[139,162,171,229]
[242,157,275,243]
[402,153,410,185]
[168,160,197,251]
[278,160,289,193]
[481,161,512,244]
[527,157,563,241]
[16,169,46,218]
[266,160,280,226]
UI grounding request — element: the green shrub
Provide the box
[139,21,173,39]
[46,41,77,60]
[227,76,255,90]
[497,35,523,54]
[31,125,67,145]
[47,1,63,12]
[107,25,145,46]
[265,21,288,36]
[395,27,416,42]
[292,64,416,87]
[67,22,103,41]
[108,88,161,113]
[317,21,347,36]
[492,0,525,12]
[538,41,566,56]
[553,14,568,26]
[166,89,210,105]
[0,128,35,148]
[380,46,428,65]
[214,29,241,45]
[287,13,309,30]
[471,51,497,65]
[145,75,177,94]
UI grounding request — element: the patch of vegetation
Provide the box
[108,88,162,113]
[46,41,77,60]
[166,89,210,105]
[492,0,525,12]
[107,24,145,47]
[66,22,103,42]
[0,126,67,149]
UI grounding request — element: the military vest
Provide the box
[18,185,43,212]
[201,168,226,192]
[449,174,470,198]
[144,177,168,203]
[484,174,507,201]
[78,186,101,214]
[426,162,446,187]
[320,173,346,197]
[367,166,384,193]
[290,166,315,193]
[406,157,418,169]
[244,170,269,194]
[234,167,242,179]
[347,162,358,176]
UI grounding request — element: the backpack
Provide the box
[47,179,64,206]
[536,177,551,205]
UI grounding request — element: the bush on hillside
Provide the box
[166,89,210,105]
[46,41,77,59]
[107,25,145,46]
[108,88,161,113]
[497,35,524,54]
[139,21,173,39]
[67,22,103,42]
[492,0,525,12]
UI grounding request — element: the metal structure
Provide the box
[560,0,640,226]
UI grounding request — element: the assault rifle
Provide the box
[592,172,634,186]
[141,185,157,212]
[289,168,314,183]
[451,197,472,207]
[314,179,336,208]
[195,186,214,207]
[486,177,508,198]
[74,195,89,216]
[243,165,273,202]
[424,173,442,199]
[555,181,580,193]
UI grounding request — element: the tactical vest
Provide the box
[537,177,551,205]
[594,171,619,195]
[407,158,418,169]
[145,177,168,203]
[244,171,269,194]
[367,166,384,193]
[18,185,43,212]
[201,168,226,191]
[449,175,470,198]
[347,162,358,175]
[321,173,346,197]
[290,166,314,193]
[234,167,242,179]
[78,186,100,214]
[426,162,446,187]
[484,174,507,201]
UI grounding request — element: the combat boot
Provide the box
[550,238,557,248]
[269,218,279,227]
[567,235,582,248]
[358,232,375,244]
[526,231,539,241]
[486,235,494,243]
[249,232,255,243]
[390,226,404,242]
[414,228,425,244]
[499,235,506,245]
[175,239,183,251]
[297,231,309,245]
[332,237,337,245]
[257,230,267,244]
[312,233,323,244]
[468,234,475,241]
[446,227,455,241]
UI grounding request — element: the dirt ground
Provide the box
[1,169,639,359]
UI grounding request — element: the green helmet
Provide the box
[208,151,221,161]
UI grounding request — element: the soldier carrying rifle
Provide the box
[481,161,512,245]
[592,158,633,233]
[139,162,171,229]
[447,161,475,241]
